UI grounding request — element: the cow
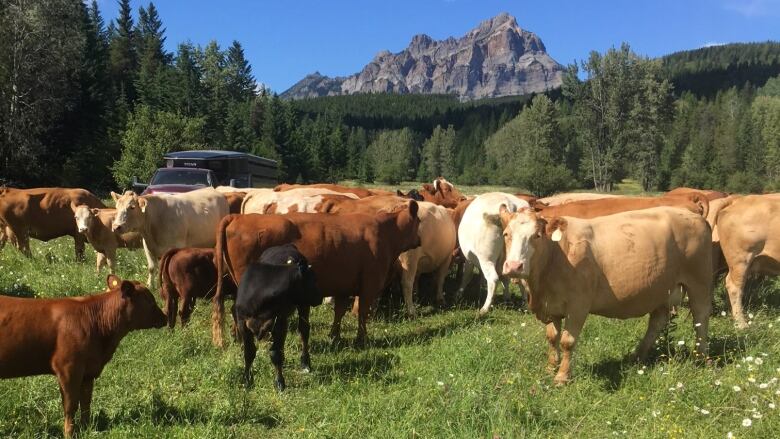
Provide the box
[707,195,742,274]
[315,194,410,215]
[396,188,425,202]
[396,201,457,316]
[241,188,359,214]
[224,192,246,214]
[235,244,322,391]
[456,193,531,315]
[159,247,237,328]
[716,195,780,329]
[73,206,142,273]
[538,192,625,206]
[417,177,467,208]
[535,193,709,220]
[665,187,728,202]
[0,275,167,437]
[497,206,712,384]
[111,187,229,287]
[274,183,392,198]
[0,187,105,259]
[212,202,422,347]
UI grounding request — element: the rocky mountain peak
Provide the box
[282,13,564,100]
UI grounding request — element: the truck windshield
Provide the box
[150,169,210,186]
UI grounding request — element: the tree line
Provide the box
[1,1,779,196]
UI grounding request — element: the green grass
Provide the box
[1,185,780,437]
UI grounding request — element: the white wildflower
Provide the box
[678,340,685,346]
[701,409,710,415]
[749,313,754,319]
[437,381,444,386]
[759,383,768,389]
[733,385,742,392]
[637,370,644,375]
[749,377,756,383]
[721,311,727,316]
[715,380,722,386]
[677,382,684,388]
[742,418,752,427]
[769,403,776,410]
[755,358,764,365]
[753,412,762,419]
[745,356,754,362]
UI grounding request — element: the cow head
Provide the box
[419,177,466,208]
[73,205,98,234]
[489,204,550,278]
[397,189,424,202]
[111,191,147,233]
[107,274,167,330]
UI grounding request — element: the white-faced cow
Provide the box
[111,188,228,287]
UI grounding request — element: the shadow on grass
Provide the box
[313,352,400,385]
[0,283,35,298]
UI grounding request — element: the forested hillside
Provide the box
[1,1,778,196]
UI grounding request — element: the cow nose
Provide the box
[112,224,122,232]
[78,227,87,233]
[503,260,523,276]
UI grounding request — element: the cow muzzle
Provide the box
[502,260,524,277]
[112,223,123,233]
[77,226,87,233]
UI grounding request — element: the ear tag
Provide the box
[112,279,119,287]
[551,229,563,242]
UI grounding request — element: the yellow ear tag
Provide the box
[112,280,119,287]
[551,229,563,242]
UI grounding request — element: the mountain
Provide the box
[281,13,564,100]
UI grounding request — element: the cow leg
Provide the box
[95,252,105,273]
[74,234,86,262]
[298,306,312,372]
[329,296,350,344]
[501,277,512,304]
[142,240,158,289]
[478,259,500,316]
[106,248,117,274]
[238,318,257,387]
[433,258,451,308]
[17,230,31,257]
[270,317,289,391]
[180,295,195,326]
[725,264,750,329]
[455,258,476,301]
[79,378,94,429]
[166,294,179,329]
[555,312,586,385]
[401,262,418,317]
[545,319,562,373]
[634,306,670,362]
[54,366,83,437]
[686,280,712,360]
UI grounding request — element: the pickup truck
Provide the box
[131,150,278,195]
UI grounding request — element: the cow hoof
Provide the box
[477,308,490,318]
[553,375,569,386]
[301,366,311,374]
[735,321,749,330]
[275,379,286,392]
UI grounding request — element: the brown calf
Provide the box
[159,247,237,328]
[0,275,166,437]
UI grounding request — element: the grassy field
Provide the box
[1,185,780,438]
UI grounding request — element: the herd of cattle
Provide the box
[1,179,779,436]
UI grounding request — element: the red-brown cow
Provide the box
[0,187,105,259]
[417,177,467,208]
[224,192,246,214]
[0,275,166,437]
[212,203,422,347]
[159,247,237,328]
[665,187,728,202]
[536,193,709,220]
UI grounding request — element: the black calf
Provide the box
[234,244,321,391]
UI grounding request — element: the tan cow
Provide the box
[111,187,229,287]
[665,187,728,202]
[73,206,142,273]
[707,195,742,274]
[536,193,709,220]
[498,206,712,384]
[274,183,392,198]
[241,188,358,214]
[538,192,625,207]
[717,195,780,328]
[397,201,457,316]
[0,187,105,259]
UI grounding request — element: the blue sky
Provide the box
[98,0,780,93]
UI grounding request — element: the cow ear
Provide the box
[536,217,548,238]
[119,280,134,298]
[396,190,405,197]
[422,183,434,193]
[106,274,122,291]
[90,208,100,216]
[138,197,147,213]
[498,204,513,228]
[408,200,419,219]
[546,217,568,241]
[110,191,120,202]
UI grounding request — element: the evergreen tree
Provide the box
[201,40,227,145]
[109,0,137,106]
[225,41,257,102]
[173,42,204,116]
[135,2,171,110]
[421,125,456,180]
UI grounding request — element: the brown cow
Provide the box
[498,206,712,384]
[538,192,625,206]
[159,247,237,328]
[417,177,467,208]
[315,194,410,215]
[0,187,105,259]
[274,183,392,198]
[665,187,728,202]
[212,203,422,347]
[0,275,166,437]
[224,192,246,214]
[74,206,142,273]
[536,193,709,220]
[717,195,780,328]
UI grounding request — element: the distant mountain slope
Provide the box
[282,13,564,101]
[663,41,780,96]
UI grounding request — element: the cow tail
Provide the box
[212,215,231,347]
[159,248,179,329]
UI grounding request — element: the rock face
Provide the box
[282,13,564,100]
